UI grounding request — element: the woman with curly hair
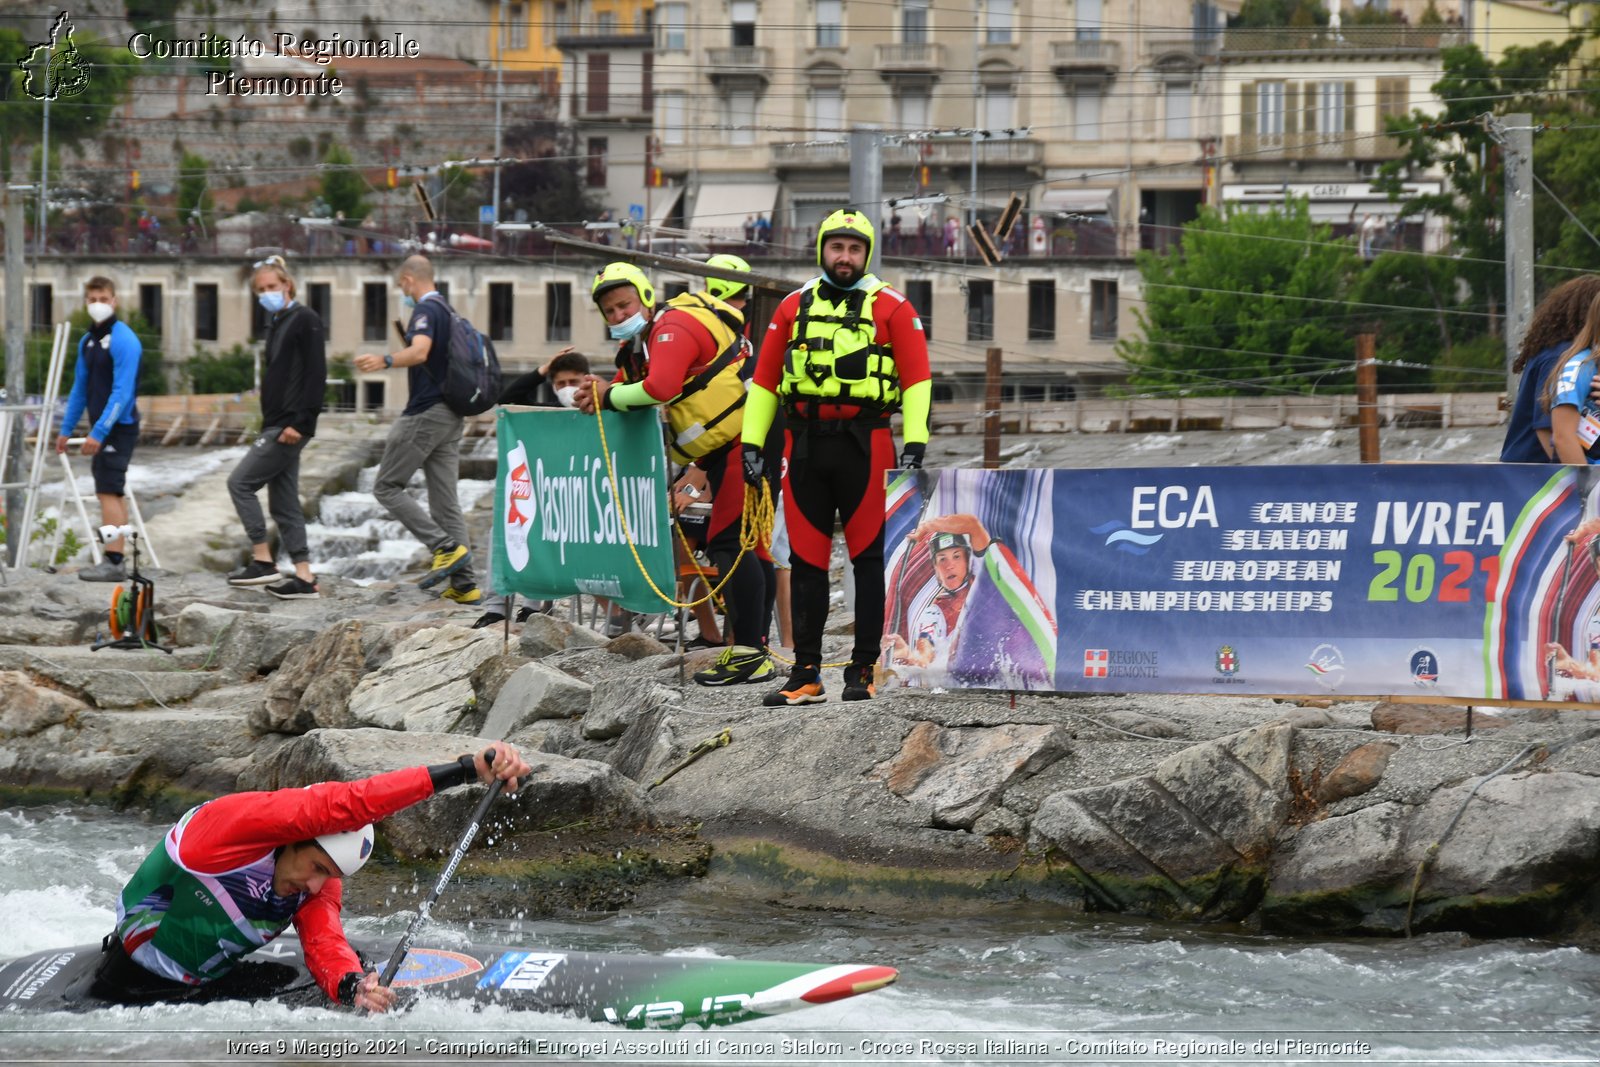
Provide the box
[1501,274,1600,462]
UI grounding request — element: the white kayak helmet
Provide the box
[314,825,375,877]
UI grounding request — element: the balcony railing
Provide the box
[771,140,852,167]
[875,42,947,73]
[1222,26,1463,54]
[772,137,1045,169]
[707,45,773,82]
[1224,130,1408,162]
[1146,35,1221,59]
[1049,39,1123,69]
[571,92,651,119]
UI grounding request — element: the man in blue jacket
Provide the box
[56,276,143,582]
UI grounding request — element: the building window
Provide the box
[1074,91,1101,141]
[29,283,51,334]
[587,52,609,113]
[966,280,994,342]
[731,0,756,46]
[507,2,528,50]
[194,283,218,341]
[816,0,842,46]
[1077,0,1102,39]
[987,0,1013,43]
[1376,77,1408,124]
[662,281,690,300]
[435,280,450,303]
[554,2,571,38]
[251,293,269,340]
[1165,83,1192,140]
[661,92,686,145]
[1091,279,1118,340]
[486,283,514,342]
[905,279,932,340]
[139,283,162,335]
[1027,280,1055,341]
[363,282,388,341]
[596,11,616,33]
[1313,81,1348,134]
[896,88,929,131]
[307,282,331,331]
[659,2,686,49]
[726,90,756,145]
[903,0,929,44]
[811,87,841,135]
[587,137,608,187]
[983,87,1013,130]
[1256,81,1285,136]
[546,282,572,342]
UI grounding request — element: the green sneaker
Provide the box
[418,544,471,588]
[693,645,776,687]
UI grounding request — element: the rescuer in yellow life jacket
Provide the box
[575,257,780,686]
[739,209,933,705]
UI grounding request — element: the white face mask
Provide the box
[607,311,648,341]
[555,385,580,409]
[86,302,114,324]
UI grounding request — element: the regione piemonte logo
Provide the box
[504,441,533,571]
[20,12,92,102]
[1083,649,1108,678]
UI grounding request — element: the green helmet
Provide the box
[591,261,655,310]
[704,253,751,302]
[815,209,875,268]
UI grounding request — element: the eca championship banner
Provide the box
[878,464,1600,703]
[491,407,673,614]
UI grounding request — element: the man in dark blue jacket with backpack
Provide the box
[355,255,480,603]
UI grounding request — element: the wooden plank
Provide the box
[160,415,186,446]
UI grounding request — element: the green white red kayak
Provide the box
[0,935,897,1027]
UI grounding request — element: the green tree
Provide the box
[1230,0,1327,29]
[1347,250,1473,388]
[177,149,215,229]
[1117,199,1358,395]
[186,344,255,394]
[1378,38,1587,331]
[500,121,603,225]
[318,144,370,221]
[0,25,136,180]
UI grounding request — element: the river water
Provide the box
[2,807,1596,1065]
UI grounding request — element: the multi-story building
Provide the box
[1213,18,1460,251]
[555,0,657,224]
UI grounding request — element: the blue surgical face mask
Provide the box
[257,290,287,314]
[401,294,416,312]
[607,311,649,341]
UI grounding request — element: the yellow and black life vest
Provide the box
[650,291,749,464]
[780,276,901,413]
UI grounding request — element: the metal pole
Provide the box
[1502,112,1534,398]
[492,0,504,231]
[39,52,51,255]
[847,127,883,277]
[5,186,28,564]
[983,346,1003,468]
[1356,333,1379,464]
[970,3,980,243]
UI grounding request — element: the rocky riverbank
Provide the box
[4,426,1599,943]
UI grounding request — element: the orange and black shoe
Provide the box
[842,662,876,702]
[762,665,826,707]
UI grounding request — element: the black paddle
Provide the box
[375,750,505,992]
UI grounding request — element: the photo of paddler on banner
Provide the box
[880,468,1058,692]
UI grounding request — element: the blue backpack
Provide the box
[424,294,502,416]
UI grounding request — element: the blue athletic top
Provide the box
[61,320,142,442]
[1550,347,1600,465]
[1499,342,1567,462]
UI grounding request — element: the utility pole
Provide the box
[1500,113,1534,398]
[1356,333,1379,464]
[491,0,505,232]
[848,127,883,276]
[39,54,51,255]
[983,347,1003,468]
[5,186,28,563]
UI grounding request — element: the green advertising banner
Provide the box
[492,407,674,614]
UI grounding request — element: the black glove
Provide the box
[898,442,926,470]
[741,443,767,488]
